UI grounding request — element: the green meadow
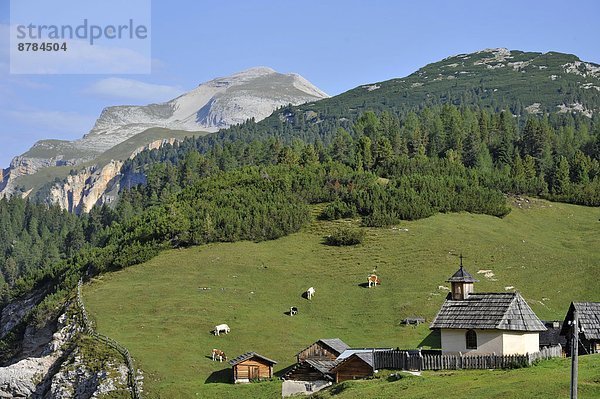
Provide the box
[83,199,600,398]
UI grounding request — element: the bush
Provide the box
[324,227,365,246]
[319,199,357,220]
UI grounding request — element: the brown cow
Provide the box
[211,348,227,362]
[367,274,381,287]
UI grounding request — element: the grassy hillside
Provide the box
[83,199,600,398]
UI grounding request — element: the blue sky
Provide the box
[1,0,599,167]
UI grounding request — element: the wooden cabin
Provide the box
[284,359,337,382]
[228,352,277,383]
[330,353,373,383]
[281,359,337,397]
[296,338,349,362]
[560,302,600,356]
[430,263,546,355]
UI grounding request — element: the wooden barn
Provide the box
[228,352,277,383]
[560,302,600,356]
[281,359,337,397]
[430,263,546,355]
[330,353,373,382]
[284,359,338,381]
[296,338,349,362]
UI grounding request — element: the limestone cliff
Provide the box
[0,67,328,208]
[44,138,177,214]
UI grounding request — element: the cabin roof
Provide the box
[283,359,339,381]
[446,265,479,283]
[430,292,546,331]
[560,302,600,340]
[336,348,394,361]
[296,338,350,357]
[305,359,339,375]
[228,352,277,366]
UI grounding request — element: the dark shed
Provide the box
[560,302,600,356]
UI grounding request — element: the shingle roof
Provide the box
[446,266,479,283]
[296,338,350,357]
[228,352,277,366]
[305,359,339,375]
[283,359,338,381]
[560,302,600,340]
[319,338,350,354]
[430,292,547,332]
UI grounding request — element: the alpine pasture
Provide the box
[83,199,600,398]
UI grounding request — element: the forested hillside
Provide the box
[3,104,600,311]
[2,50,600,376]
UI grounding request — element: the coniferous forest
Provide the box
[1,104,599,356]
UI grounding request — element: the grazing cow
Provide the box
[211,348,227,362]
[290,306,298,316]
[214,323,230,336]
[306,287,315,300]
[367,274,381,287]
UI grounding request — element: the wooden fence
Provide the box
[77,280,142,399]
[374,345,562,371]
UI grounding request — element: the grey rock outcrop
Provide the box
[0,67,328,209]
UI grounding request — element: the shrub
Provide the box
[324,227,365,246]
[319,199,357,220]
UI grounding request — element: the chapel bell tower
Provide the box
[446,255,479,300]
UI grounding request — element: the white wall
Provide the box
[441,329,503,354]
[502,332,539,354]
[441,329,540,355]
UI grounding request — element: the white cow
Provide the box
[306,287,315,300]
[214,323,230,335]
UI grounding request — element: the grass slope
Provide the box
[83,199,600,398]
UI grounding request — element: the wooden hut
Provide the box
[296,338,349,362]
[283,359,338,382]
[281,359,337,397]
[228,352,277,383]
[560,302,600,355]
[330,353,373,383]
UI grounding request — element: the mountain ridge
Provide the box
[0,67,329,203]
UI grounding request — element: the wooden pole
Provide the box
[570,308,578,399]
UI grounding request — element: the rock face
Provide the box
[0,289,47,340]
[42,138,177,214]
[47,160,124,214]
[81,67,328,153]
[0,67,328,206]
[0,304,130,398]
[46,353,129,399]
